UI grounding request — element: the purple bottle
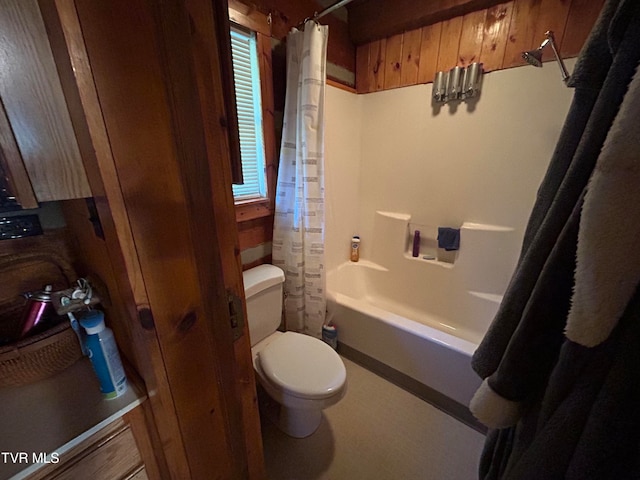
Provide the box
[412,230,421,257]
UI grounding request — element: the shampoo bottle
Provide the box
[80,310,127,399]
[350,236,360,262]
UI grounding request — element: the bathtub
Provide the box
[326,212,519,425]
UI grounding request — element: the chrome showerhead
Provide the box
[521,31,570,83]
[522,49,543,67]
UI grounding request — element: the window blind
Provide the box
[230,25,267,200]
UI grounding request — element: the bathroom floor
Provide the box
[260,356,485,480]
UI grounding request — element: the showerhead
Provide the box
[521,31,571,83]
[522,49,543,67]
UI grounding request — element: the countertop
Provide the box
[0,358,145,480]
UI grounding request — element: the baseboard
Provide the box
[338,342,487,435]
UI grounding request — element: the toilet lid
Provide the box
[258,331,346,400]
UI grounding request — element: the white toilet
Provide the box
[243,264,347,438]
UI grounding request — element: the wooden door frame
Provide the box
[40,0,265,478]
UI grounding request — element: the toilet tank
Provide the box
[243,264,285,347]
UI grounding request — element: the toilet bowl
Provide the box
[243,264,347,438]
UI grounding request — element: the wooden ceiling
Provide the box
[347,0,506,45]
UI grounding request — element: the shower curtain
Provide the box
[469,0,640,478]
[272,21,328,338]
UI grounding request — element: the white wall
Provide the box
[325,61,576,275]
[324,86,363,272]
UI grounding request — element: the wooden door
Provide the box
[40,0,265,478]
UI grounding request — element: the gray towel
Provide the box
[471,0,640,477]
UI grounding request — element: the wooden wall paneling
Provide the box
[183,0,266,476]
[502,0,540,68]
[384,33,403,89]
[479,2,514,72]
[436,16,464,71]
[238,215,274,251]
[417,22,442,84]
[399,28,422,87]
[502,0,572,69]
[368,38,387,92]
[458,9,487,67]
[0,0,90,202]
[0,99,38,209]
[356,43,371,93]
[533,0,572,62]
[560,0,604,57]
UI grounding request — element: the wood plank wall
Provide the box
[356,0,605,94]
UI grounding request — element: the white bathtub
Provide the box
[326,212,518,412]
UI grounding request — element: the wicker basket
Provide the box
[0,320,83,388]
[0,250,83,387]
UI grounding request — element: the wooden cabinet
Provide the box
[26,404,160,480]
[0,0,90,205]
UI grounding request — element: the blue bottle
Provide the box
[79,310,127,399]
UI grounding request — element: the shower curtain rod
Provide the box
[297,0,356,27]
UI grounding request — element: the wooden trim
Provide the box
[124,402,167,480]
[229,0,271,36]
[328,78,356,94]
[232,29,277,225]
[257,31,277,216]
[41,1,191,477]
[181,0,266,477]
[0,98,38,209]
[215,0,243,185]
[235,198,272,223]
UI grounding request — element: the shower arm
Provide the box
[544,31,571,84]
[296,0,355,28]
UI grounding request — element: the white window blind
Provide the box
[230,25,267,200]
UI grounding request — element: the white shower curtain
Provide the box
[272,21,328,338]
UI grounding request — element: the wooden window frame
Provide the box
[228,1,277,223]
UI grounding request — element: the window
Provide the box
[230,24,267,201]
[227,4,276,223]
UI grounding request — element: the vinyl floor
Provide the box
[261,356,485,480]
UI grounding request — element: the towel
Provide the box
[470,0,640,477]
[437,227,460,251]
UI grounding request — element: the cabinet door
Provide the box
[26,408,157,480]
[0,0,90,202]
[0,99,38,209]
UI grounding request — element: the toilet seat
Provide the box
[257,331,346,400]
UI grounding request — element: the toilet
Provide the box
[243,264,347,438]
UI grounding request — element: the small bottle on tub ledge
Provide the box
[412,230,421,257]
[350,236,360,262]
